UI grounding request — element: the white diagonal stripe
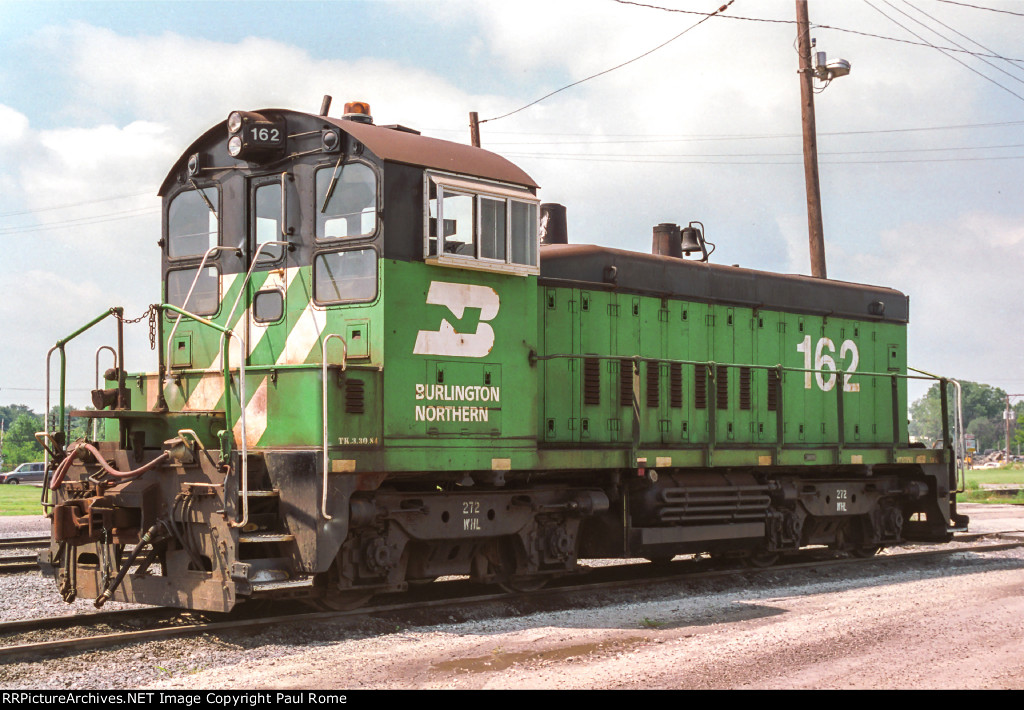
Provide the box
[277,298,324,366]
[232,377,269,448]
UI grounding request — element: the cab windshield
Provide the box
[316,162,377,239]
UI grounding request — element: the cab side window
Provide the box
[167,188,219,258]
[425,173,538,274]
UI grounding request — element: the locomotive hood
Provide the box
[539,243,910,324]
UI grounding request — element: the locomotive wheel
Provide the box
[499,575,549,594]
[309,589,374,611]
[495,538,549,593]
[745,551,780,568]
[851,545,882,558]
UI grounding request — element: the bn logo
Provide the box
[413,281,499,358]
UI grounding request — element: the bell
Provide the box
[680,226,703,253]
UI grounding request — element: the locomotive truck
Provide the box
[40,101,968,611]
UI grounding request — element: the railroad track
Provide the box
[0,536,49,575]
[1,535,1021,666]
[0,554,39,574]
[0,535,49,549]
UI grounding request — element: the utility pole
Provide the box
[1005,395,1023,464]
[796,0,827,279]
[469,112,482,148]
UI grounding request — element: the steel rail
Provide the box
[1,537,1021,665]
[0,555,39,573]
[0,536,49,549]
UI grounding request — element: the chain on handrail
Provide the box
[112,304,159,350]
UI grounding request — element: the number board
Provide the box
[246,121,285,150]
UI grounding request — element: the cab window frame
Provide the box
[314,159,380,244]
[312,246,380,306]
[165,183,222,261]
[423,172,539,276]
[250,176,288,265]
[165,264,222,318]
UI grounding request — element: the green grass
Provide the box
[0,485,48,516]
[958,464,1024,504]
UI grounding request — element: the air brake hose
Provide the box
[49,442,170,489]
[95,521,165,608]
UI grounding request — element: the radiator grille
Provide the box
[716,365,729,410]
[583,357,601,406]
[739,367,751,410]
[646,361,660,408]
[345,379,365,414]
[694,364,707,409]
[619,359,633,407]
[669,363,683,409]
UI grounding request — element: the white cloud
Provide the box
[835,211,1024,391]
[0,104,29,147]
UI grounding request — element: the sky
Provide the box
[0,0,1022,415]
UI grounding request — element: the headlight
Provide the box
[228,135,243,157]
[227,111,243,134]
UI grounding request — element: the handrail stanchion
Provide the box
[93,346,118,441]
[321,334,348,520]
[164,245,241,371]
[42,308,124,510]
[162,304,248,529]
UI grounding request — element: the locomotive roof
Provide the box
[160,108,536,196]
[539,244,909,324]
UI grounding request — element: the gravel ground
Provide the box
[1,504,1022,690]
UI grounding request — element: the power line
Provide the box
[504,152,1024,165]
[889,0,1024,86]
[904,0,1024,80]
[0,191,153,218]
[936,0,1024,18]
[616,0,1024,63]
[481,1,735,124]
[503,141,1024,159]
[864,0,1024,103]
[0,207,158,236]
[426,118,1024,140]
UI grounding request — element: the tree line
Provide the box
[0,404,89,472]
[909,381,1024,454]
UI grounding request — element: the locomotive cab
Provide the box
[44,104,577,611]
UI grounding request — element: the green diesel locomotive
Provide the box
[41,101,967,611]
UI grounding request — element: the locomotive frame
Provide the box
[40,103,968,612]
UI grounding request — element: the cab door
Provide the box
[245,174,292,368]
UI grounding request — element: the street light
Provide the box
[796,0,852,279]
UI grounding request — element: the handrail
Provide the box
[220,240,293,339]
[533,351,941,383]
[162,240,290,529]
[93,346,117,440]
[43,307,124,510]
[164,245,241,371]
[951,379,966,493]
[536,351,948,459]
[909,367,967,494]
[161,304,249,529]
[321,333,348,520]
